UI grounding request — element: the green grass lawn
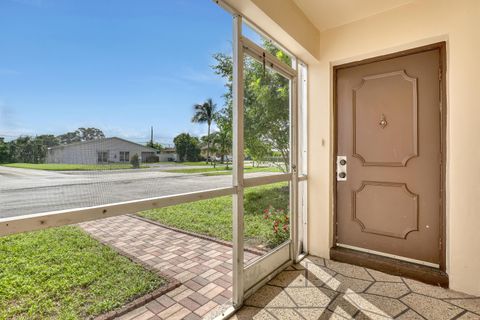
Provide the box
[156,161,212,166]
[0,226,165,320]
[177,161,214,166]
[163,165,281,176]
[2,163,147,171]
[203,166,282,176]
[138,183,289,249]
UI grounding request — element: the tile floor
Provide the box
[230,256,480,320]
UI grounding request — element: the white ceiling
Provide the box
[292,0,414,32]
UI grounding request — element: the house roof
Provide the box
[162,147,176,153]
[48,137,159,153]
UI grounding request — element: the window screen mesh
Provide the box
[0,0,233,218]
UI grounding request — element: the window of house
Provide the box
[97,151,108,163]
[119,151,130,162]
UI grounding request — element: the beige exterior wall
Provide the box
[308,0,480,296]
[223,0,480,295]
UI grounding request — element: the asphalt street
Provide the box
[0,165,266,218]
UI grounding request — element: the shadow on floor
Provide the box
[230,256,480,320]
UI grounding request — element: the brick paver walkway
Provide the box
[231,256,480,320]
[80,215,258,320]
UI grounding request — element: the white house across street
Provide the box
[46,137,166,164]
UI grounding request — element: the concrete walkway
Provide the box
[231,256,480,320]
[80,215,258,320]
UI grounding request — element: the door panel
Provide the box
[336,49,441,265]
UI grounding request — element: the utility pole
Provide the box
[150,126,154,146]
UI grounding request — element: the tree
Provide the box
[9,136,34,163]
[7,135,60,163]
[37,135,60,148]
[191,98,216,163]
[211,42,291,172]
[0,137,10,163]
[57,131,81,145]
[212,110,232,168]
[173,133,201,162]
[146,142,163,152]
[33,135,60,163]
[78,127,105,141]
[57,127,105,144]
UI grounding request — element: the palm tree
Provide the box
[192,98,216,164]
[212,129,232,169]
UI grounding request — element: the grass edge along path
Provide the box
[138,182,290,250]
[0,226,165,320]
[163,165,281,176]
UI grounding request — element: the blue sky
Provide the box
[0,0,233,145]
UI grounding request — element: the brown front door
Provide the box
[335,46,444,267]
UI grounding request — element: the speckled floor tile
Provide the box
[447,298,480,314]
[365,281,410,298]
[229,256,479,320]
[325,259,374,281]
[401,292,464,320]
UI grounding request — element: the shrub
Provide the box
[145,154,159,163]
[130,153,140,168]
[263,206,290,247]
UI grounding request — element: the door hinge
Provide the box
[438,68,442,81]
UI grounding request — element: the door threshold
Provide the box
[336,243,440,268]
[330,246,448,288]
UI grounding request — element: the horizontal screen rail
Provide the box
[0,186,235,237]
[0,174,308,238]
[243,173,292,188]
[241,37,297,79]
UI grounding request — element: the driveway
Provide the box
[0,165,269,219]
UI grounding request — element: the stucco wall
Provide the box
[307,0,480,295]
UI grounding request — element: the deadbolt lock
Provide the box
[337,156,347,181]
